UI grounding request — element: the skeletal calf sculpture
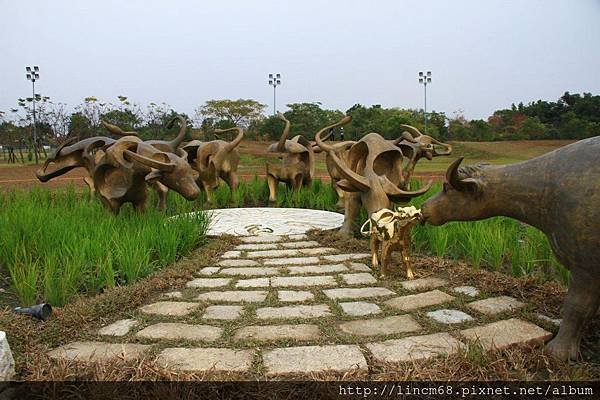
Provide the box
[361,206,422,278]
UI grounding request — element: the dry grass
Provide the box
[2,230,598,382]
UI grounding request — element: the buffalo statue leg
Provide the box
[545,268,600,360]
[153,181,168,211]
[340,193,360,236]
[333,181,345,209]
[83,176,95,202]
[267,174,278,203]
[370,235,380,269]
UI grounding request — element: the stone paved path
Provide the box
[48,233,554,377]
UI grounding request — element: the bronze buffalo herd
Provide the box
[35,114,599,362]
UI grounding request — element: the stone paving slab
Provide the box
[460,318,552,350]
[157,347,253,372]
[427,309,474,324]
[287,234,308,240]
[338,315,421,337]
[453,286,480,297]
[245,249,300,258]
[298,247,337,255]
[197,267,220,276]
[323,287,396,300]
[240,235,284,243]
[263,345,367,376]
[139,301,200,317]
[400,277,448,291]
[536,313,562,326]
[217,259,259,267]
[186,278,232,289]
[256,304,332,319]
[236,278,270,288]
[366,333,465,363]
[340,273,378,285]
[196,290,268,303]
[234,324,321,342]
[322,253,370,262]
[348,262,372,272]
[271,275,337,288]
[221,250,242,259]
[264,256,320,266]
[339,301,382,316]
[136,323,223,341]
[98,319,139,337]
[384,290,455,312]
[235,243,280,251]
[467,296,526,315]
[278,290,314,302]
[287,264,348,275]
[162,291,183,299]
[203,305,244,320]
[219,267,280,277]
[48,342,150,363]
[0,331,15,380]
[280,241,321,249]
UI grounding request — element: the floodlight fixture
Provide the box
[268,72,282,115]
[418,70,432,134]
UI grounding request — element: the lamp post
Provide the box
[268,73,281,116]
[26,66,40,164]
[418,71,431,134]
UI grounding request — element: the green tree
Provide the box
[195,99,266,130]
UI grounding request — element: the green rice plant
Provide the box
[0,186,209,306]
[6,244,39,305]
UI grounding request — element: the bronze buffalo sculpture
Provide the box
[421,136,600,361]
[266,112,315,203]
[182,126,243,204]
[310,123,356,208]
[395,125,452,184]
[36,135,116,200]
[91,135,200,213]
[314,116,432,236]
[36,116,200,213]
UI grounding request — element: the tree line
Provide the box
[1,91,597,162]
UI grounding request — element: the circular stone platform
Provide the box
[184,208,344,236]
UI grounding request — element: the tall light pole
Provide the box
[26,66,40,164]
[268,73,281,116]
[418,70,432,134]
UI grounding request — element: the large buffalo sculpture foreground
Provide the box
[421,137,600,361]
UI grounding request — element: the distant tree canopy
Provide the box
[448,92,600,141]
[1,92,598,152]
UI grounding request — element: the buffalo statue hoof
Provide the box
[544,337,580,361]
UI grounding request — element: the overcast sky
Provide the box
[1,0,599,121]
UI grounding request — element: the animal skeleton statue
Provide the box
[91,135,200,213]
[101,116,190,209]
[314,116,432,235]
[182,126,243,203]
[36,135,116,200]
[265,112,315,203]
[361,206,422,278]
[395,124,452,184]
[310,122,356,208]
